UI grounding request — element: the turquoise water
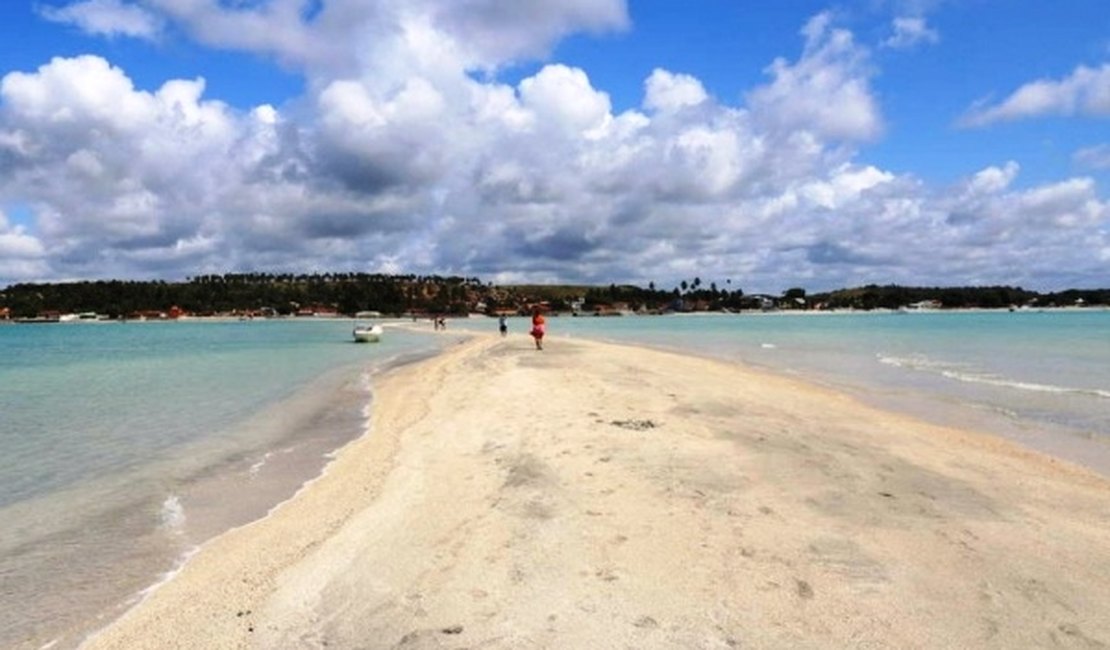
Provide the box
[0,319,452,649]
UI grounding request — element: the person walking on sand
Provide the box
[530,309,545,350]
[498,315,508,337]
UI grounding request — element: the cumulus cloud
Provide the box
[962,63,1110,127]
[0,210,48,280]
[928,168,1109,285]
[38,0,162,40]
[427,0,630,68]
[644,69,708,114]
[127,0,627,75]
[1,55,255,274]
[519,65,613,135]
[0,212,44,257]
[747,12,882,142]
[1,4,1107,291]
[964,161,1020,195]
[882,16,939,49]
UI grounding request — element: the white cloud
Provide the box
[928,165,1109,282]
[882,16,939,49]
[2,55,150,129]
[0,211,48,281]
[38,0,162,40]
[1074,144,1110,170]
[0,55,246,273]
[519,65,612,135]
[799,164,893,209]
[644,69,708,114]
[130,0,627,76]
[747,12,882,142]
[426,0,630,68]
[0,212,44,258]
[962,64,1110,127]
[664,125,746,196]
[1015,178,1105,228]
[965,162,1020,195]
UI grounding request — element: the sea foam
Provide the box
[159,495,186,531]
[878,354,1110,399]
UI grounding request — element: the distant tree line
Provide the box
[0,273,486,319]
[582,279,751,312]
[0,275,1106,319]
[807,285,1110,310]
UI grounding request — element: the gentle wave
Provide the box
[878,354,1110,399]
[159,495,186,531]
[248,452,273,479]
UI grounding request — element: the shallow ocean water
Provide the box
[0,318,451,649]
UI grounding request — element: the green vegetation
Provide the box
[807,285,1110,310]
[0,274,1106,320]
[0,273,482,319]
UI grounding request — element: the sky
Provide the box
[0,0,1108,293]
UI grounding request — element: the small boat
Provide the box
[352,323,383,343]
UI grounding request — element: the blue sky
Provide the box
[0,0,1107,292]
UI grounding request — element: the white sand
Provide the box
[84,334,1110,649]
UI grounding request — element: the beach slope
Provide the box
[86,335,1110,649]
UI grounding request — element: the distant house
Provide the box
[905,300,941,310]
[0,307,9,320]
[127,310,167,320]
[590,303,621,316]
[294,304,340,317]
[741,295,778,311]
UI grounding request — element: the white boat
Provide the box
[352,323,383,343]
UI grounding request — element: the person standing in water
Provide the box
[498,315,508,337]
[530,309,545,350]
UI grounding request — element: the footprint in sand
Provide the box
[795,579,815,599]
[595,568,620,582]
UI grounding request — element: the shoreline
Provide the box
[458,312,1110,479]
[2,361,374,650]
[1,322,457,650]
[83,333,1110,648]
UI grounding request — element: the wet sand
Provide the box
[84,334,1110,649]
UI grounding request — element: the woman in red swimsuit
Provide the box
[530,309,546,350]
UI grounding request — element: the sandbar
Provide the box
[84,334,1110,649]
